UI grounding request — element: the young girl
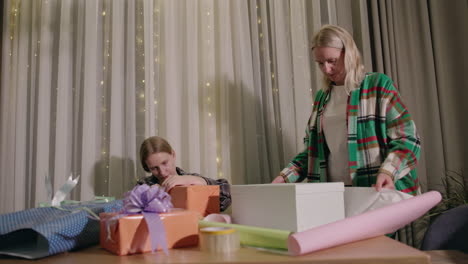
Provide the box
[138,136,231,211]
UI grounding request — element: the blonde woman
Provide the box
[273,25,420,195]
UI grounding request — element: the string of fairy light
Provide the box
[153,0,160,135]
[256,0,281,138]
[200,2,222,179]
[136,0,146,140]
[8,1,18,61]
[101,0,110,186]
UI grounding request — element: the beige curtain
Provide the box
[0,0,320,213]
[367,0,468,247]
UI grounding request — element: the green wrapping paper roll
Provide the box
[199,220,291,250]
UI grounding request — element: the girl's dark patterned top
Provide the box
[137,167,231,211]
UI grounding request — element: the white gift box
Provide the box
[231,182,345,232]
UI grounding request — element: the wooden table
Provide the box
[426,250,468,264]
[0,236,433,264]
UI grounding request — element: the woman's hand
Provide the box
[374,173,395,191]
[272,176,286,183]
[161,175,207,191]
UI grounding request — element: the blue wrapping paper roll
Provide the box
[0,200,123,259]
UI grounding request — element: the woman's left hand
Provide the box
[161,175,207,191]
[374,173,395,191]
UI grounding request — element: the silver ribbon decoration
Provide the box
[49,174,80,206]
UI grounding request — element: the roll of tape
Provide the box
[199,227,240,253]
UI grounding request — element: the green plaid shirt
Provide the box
[280,73,421,195]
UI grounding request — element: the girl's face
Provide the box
[313,46,346,85]
[145,151,177,180]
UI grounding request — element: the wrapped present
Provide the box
[169,185,220,217]
[100,209,200,255]
[0,200,123,259]
[231,183,345,232]
[100,184,201,256]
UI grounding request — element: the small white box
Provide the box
[231,182,345,232]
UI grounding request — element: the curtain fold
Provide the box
[427,0,468,198]
[367,0,468,248]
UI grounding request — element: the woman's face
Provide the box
[145,151,177,180]
[313,46,346,85]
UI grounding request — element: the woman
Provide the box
[138,136,231,211]
[272,25,421,195]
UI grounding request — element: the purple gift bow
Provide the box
[106,184,173,255]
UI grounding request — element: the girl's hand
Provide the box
[161,175,207,191]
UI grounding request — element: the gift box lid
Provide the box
[230,182,345,232]
[231,182,344,196]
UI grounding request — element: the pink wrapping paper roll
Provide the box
[288,191,441,256]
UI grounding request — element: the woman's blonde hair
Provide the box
[140,136,173,172]
[311,25,366,91]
